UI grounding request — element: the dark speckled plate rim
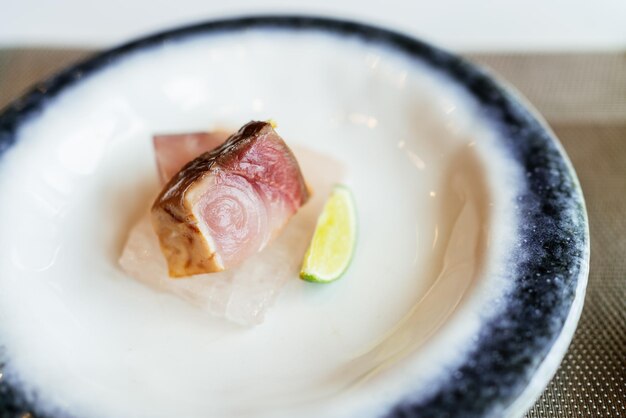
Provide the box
[0,15,589,418]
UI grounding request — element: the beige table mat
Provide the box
[1,49,625,417]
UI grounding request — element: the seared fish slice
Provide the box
[151,121,310,277]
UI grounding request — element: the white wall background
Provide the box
[1,0,625,51]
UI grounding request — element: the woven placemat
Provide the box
[0,48,625,417]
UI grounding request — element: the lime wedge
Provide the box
[300,185,356,283]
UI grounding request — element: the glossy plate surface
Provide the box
[0,16,589,418]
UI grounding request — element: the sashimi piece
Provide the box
[151,121,310,277]
[120,147,345,326]
[153,131,230,183]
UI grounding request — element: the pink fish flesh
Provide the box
[153,131,230,184]
[151,121,310,277]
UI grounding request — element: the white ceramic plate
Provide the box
[0,16,589,418]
